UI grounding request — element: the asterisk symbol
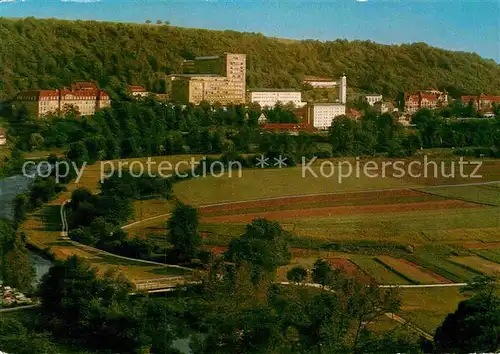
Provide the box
[255,155,269,168]
[256,155,269,168]
[273,155,288,168]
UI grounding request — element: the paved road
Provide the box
[0,304,40,313]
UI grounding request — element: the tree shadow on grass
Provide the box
[41,205,62,232]
[150,267,190,276]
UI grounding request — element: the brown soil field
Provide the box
[200,199,480,224]
[462,242,500,249]
[198,189,428,214]
[326,258,372,283]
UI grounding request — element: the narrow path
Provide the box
[59,201,192,271]
[0,304,40,313]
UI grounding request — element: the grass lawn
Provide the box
[450,255,500,275]
[131,198,174,223]
[398,287,468,334]
[174,164,418,206]
[24,148,65,160]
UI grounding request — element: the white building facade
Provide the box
[363,94,383,106]
[303,76,338,88]
[247,90,305,108]
[0,129,6,146]
[306,103,346,130]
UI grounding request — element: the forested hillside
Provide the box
[1,17,499,99]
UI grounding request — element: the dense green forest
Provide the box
[1,17,500,99]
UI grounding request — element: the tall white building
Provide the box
[247,89,306,108]
[306,102,346,130]
[339,74,347,104]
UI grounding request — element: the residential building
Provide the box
[257,113,268,124]
[170,53,246,105]
[346,108,362,120]
[461,94,500,111]
[362,94,383,106]
[306,102,346,130]
[397,113,413,126]
[247,89,305,108]
[373,101,395,114]
[303,76,337,89]
[0,128,6,146]
[404,90,448,113]
[15,82,110,118]
[129,85,149,97]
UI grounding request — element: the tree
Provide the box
[167,203,202,262]
[66,141,88,166]
[286,266,308,283]
[39,256,151,353]
[226,218,291,279]
[145,19,151,24]
[311,258,335,287]
[434,276,500,353]
[13,193,29,226]
[0,220,35,293]
[2,240,35,292]
[156,20,162,25]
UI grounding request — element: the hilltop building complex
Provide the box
[404,89,448,113]
[15,82,110,118]
[170,53,246,105]
[461,94,500,111]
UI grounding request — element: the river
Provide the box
[1,169,53,285]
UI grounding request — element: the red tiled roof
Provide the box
[98,91,110,99]
[303,76,334,82]
[39,90,60,98]
[461,96,478,102]
[129,85,147,92]
[419,93,438,101]
[72,81,97,90]
[262,123,315,132]
[18,84,109,101]
[479,94,500,102]
[347,108,361,118]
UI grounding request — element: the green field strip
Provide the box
[472,249,500,263]
[403,254,477,283]
[373,257,420,284]
[446,258,485,276]
[419,184,500,207]
[349,255,412,285]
